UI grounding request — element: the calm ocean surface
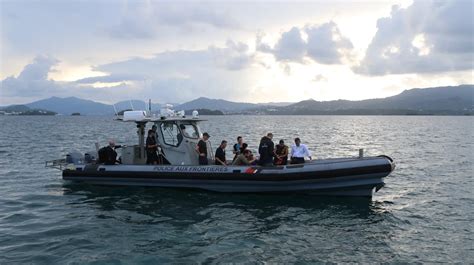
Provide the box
[0,115,472,264]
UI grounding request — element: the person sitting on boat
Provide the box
[215,140,227,166]
[99,140,121,165]
[146,130,159,165]
[258,133,275,166]
[232,149,257,166]
[290,137,312,164]
[232,136,244,161]
[195,132,210,165]
[239,143,248,154]
[274,139,289,165]
[248,150,258,165]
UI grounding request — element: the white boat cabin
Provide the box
[119,111,212,166]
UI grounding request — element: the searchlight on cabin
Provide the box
[177,110,185,118]
[192,110,199,119]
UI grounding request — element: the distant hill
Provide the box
[257,102,293,107]
[4,84,473,115]
[175,97,291,112]
[272,85,474,115]
[114,100,162,113]
[176,97,259,111]
[184,109,224,115]
[1,105,31,113]
[27,96,113,115]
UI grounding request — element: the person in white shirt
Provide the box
[290,137,312,164]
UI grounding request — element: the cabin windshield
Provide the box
[179,122,199,139]
[160,122,182,147]
[159,121,200,147]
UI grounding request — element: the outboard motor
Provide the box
[66,154,73,163]
[84,153,93,163]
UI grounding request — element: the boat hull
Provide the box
[62,156,394,197]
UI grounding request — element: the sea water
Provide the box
[0,115,472,263]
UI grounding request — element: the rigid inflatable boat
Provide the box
[47,108,395,197]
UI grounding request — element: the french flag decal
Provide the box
[244,168,258,174]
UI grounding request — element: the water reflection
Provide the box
[62,183,392,224]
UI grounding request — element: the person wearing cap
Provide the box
[214,140,227,166]
[274,139,289,165]
[290,137,312,164]
[196,132,210,165]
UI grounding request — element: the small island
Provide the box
[71,112,81,116]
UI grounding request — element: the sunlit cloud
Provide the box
[355,0,473,75]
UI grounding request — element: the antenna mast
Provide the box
[112,104,118,116]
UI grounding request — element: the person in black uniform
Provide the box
[215,140,227,166]
[258,133,275,166]
[146,130,159,164]
[99,140,121,165]
[195,132,210,165]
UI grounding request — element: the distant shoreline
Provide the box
[2,84,472,117]
[0,113,474,118]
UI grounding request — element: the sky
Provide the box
[0,0,473,105]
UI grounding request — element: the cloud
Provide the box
[75,73,144,84]
[17,55,59,81]
[210,40,254,71]
[266,27,307,62]
[0,55,141,103]
[91,42,258,103]
[305,22,353,64]
[257,22,353,64]
[108,17,157,39]
[355,0,474,75]
[107,2,239,40]
[312,74,328,82]
[1,41,258,104]
[95,40,254,75]
[1,55,63,97]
